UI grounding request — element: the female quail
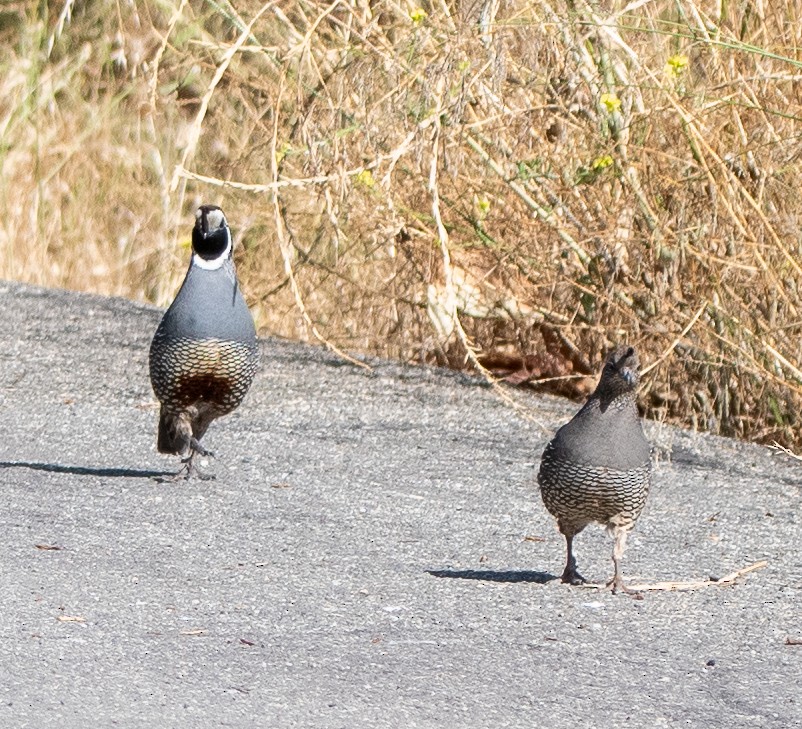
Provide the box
[538,345,651,593]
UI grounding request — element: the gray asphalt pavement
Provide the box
[0,280,800,728]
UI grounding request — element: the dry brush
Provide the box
[1,0,802,450]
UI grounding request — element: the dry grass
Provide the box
[2,0,802,450]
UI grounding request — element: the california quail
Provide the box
[538,345,651,593]
[149,205,259,479]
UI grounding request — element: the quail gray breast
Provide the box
[149,205,259,479]
[538,345,651,593]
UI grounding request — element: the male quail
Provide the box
[538,345,651,593]
[149,205,259,479]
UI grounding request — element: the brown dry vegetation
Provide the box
[2,0,802,449]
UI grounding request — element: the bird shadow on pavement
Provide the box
[427,569,557,584]
[0,461,172,479]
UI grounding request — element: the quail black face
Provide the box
[192,205,231,261]
[603,345,640,390]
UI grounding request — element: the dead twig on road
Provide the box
[581,560,768,592]
[625,560,768,592]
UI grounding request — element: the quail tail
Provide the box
[157,408,184,455]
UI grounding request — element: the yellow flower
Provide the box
[409,7,427,24]
[356,169,375,189]
[475,196,491,217]
[276,142,293,165]
[665,54,689,78]
[600,93,621,114]
[592,155,614,170]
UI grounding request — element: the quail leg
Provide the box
[160,455,213,482]
[156,417,216,481]
[605,526,638,595]
[189,437,214,458]
[560,532,586,585]
[177,413,215,479]
[181,445,216,481]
